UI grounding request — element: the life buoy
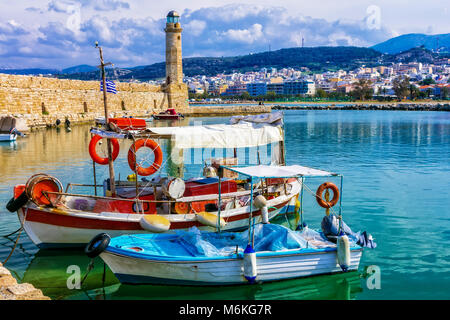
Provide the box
[89,135,120,165]
[128,139,163,176]
[173,202,190,214]
[316,182,340,208]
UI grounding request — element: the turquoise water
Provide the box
[0,110,449,299]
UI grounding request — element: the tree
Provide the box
[392,76,410,100]
[440,87,449,100]
[239,91,251,101]
[314,89,327,99]
[409,84,420,100]
[351,79,374,101]
[265,91,277,101]
[420,78,436,85]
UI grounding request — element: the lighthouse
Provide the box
[165,10,183,85]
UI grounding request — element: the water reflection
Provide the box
[1,110,449,299]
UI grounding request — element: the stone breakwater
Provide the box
[0,262,50,300]
[272,103,450,111]
[0,74,188,129]
[187,105,271,116]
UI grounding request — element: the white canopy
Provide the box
[224,165,336,178]
[149,122,283,149]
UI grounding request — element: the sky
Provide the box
[0,0,448,69]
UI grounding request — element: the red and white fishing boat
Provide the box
[152,108,184,120]
[6,111,301,248]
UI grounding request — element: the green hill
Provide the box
[58,46,383,81]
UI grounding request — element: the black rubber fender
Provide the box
[85,233,111,258]
[6,191,29,212]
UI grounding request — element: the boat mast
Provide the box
[96,42,116,196]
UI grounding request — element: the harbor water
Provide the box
[0,110,449,299]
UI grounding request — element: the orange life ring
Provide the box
[89,135,120,165]
[316,182,340,208]
[128,139,163,176]
[173,202,190,214]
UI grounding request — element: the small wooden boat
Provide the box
[6,113,301,248]
[152,108,184,120]
[0,116,25,141]
[95,224,363,285]
[95,117,152,127]
[90,164,375,286]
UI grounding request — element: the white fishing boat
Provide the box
[0,116,26,141]
[90,164,376,285]
[6,112,300,248]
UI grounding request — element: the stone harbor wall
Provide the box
[0,74,189,129]
[0,263,50,300]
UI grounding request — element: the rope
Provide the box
[2,207,28,265]
[1,227,22,238]
[80,259,95,286]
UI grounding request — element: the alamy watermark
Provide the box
[365,265,381,290]
[66,264,81,289]
[366,5,381,30]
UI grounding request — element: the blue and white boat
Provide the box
[0,116,25,141]
[90,164,376,285]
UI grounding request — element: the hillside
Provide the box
[372,33,450,54]
[58,46,383,81]
[0,68,60,75]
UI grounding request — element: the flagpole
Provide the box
[96,42,116,196]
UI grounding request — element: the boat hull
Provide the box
[100,248,363,286]
[0,133,17,141]
[152,115,181,120]
[18,199,293,248]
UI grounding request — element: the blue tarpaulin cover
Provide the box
[111,224,358,258]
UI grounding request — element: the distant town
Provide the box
[180,59,450,102]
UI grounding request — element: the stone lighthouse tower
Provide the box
[164,10,188,110]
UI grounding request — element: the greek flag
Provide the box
[100,80,117,94]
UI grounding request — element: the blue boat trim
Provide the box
[105,244,362,263]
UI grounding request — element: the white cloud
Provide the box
[0,2,398,68]
[184,20,206,36]
[222,23,263,43]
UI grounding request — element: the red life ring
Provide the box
[316,182,340,208]
[128,139,163,176]
[89,135,120,165]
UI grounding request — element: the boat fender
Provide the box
[337,235,350,272]
[243,244,257,283]
[6,191,29,212]
[196,211,226,229]
[261,206,269,224]
[139,214,171,233]
[85,233,111,258]
[253,195,267,209]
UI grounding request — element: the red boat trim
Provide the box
[24,199,290,230]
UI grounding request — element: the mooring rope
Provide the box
[2,207,28,265]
